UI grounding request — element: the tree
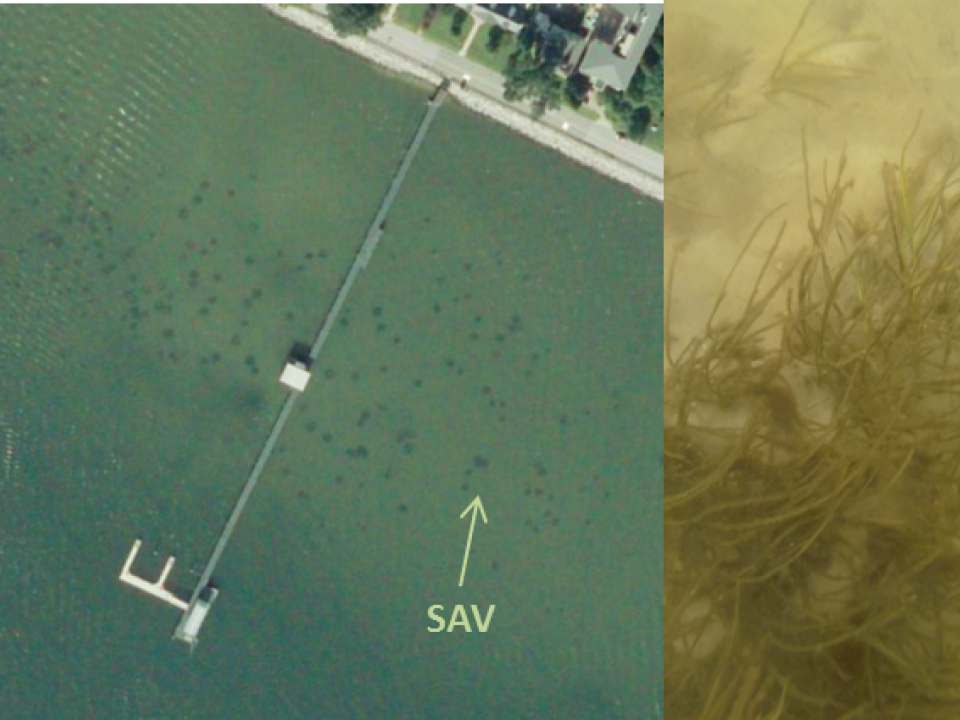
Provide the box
[503,52,563,117]
[486,25,505,52]
[517,21,539,52]
[451,9,469,37]
[563,74,592,109]
[327,4,387,37]
[638,18,664,120]
[600,88,651,141]
[639,60,663,120]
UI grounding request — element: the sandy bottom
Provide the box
[667,0,960,349]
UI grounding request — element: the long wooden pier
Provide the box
[309,81,447,361]
[172,82,448,644]
[173,393,299,643]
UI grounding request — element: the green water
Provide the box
[0,6,662,719]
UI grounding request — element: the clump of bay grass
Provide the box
[666,137,960,719]
[684,56,757,141]
[765,0,876,107]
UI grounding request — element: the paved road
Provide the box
[312,6,663,182]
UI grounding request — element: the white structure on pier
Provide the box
[175,585,219,647]
[118,539,188,611]
[280,358,311,392]
[118,538,220,648]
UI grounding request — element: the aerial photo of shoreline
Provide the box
[0,4,663,719]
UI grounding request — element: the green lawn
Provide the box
[423,6,474,52]
[561,96,601,122]
[576,104,601,121]
[393,3,427,32]
[466,23,518,73]
[393,5,475,53]
[643,122,663,152]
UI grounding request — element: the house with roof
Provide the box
[531,8,589,70]
[576,3,663,92]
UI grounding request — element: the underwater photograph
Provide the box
[666,0,960,717]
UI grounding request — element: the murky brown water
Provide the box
[668,0,960,344]
[666,1,960,716]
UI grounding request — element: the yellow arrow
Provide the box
[458,496,488,587]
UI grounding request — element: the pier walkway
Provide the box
[309,81,446,361]
[173,83,448,643]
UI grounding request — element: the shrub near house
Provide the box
[328,4,387,37]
